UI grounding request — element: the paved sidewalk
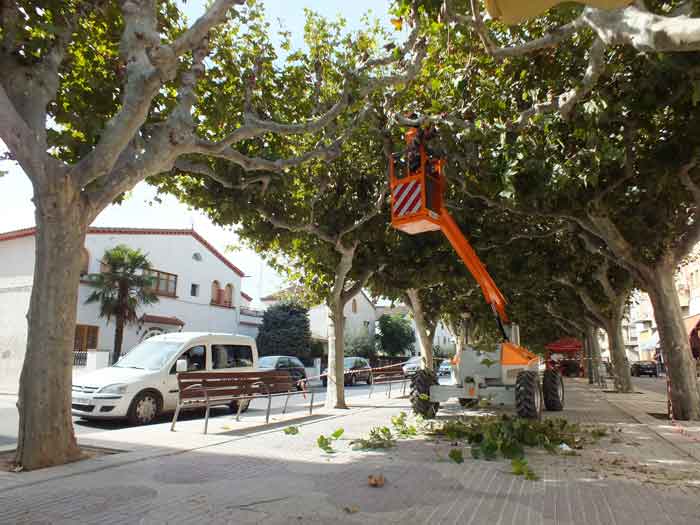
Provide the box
[602,381,700,462]
[0,380,699,524]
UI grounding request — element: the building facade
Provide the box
[261,287,377,351]
[0,227,254,393]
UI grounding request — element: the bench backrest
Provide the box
[177,370,297,400]
[372,366,405,383]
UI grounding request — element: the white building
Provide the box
[375,303,456,355]
[261,286,376,350]
[0,226,255,393]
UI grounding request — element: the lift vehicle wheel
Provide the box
[515,371,543,420]
[410,369,440,419]
[543,369,564,411]
[458,398,478,408]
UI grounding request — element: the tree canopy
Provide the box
[256,300,312,360]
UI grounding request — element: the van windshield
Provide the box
[113,340,183,371]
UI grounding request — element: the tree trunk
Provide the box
[15,184,85,470]
[646,265,700,420]
[113,314,125,364]
[325,298,347,409]
[590,328,603,385]
[583,334,594,384]
[604,319,633,393]
[406,288,434,370]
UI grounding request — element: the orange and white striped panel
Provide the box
[392,180,422,217]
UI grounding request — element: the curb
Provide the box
[602,388,700,464]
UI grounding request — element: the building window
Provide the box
[352,298,357,314]
[74,324,99,352]
[145,269,178,297]
[211,281,234,307]
[191,283,199,297]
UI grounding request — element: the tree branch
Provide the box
[583,5,700,53]
[674,156,700,261]
[170,0,244,57]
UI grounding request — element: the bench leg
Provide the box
[368,383,373,399]
[283,392,290,415]
[309,390,314,415]
[388,382,392,399]
[236,398,244,422]
[170,404,181,432]
[402,380,407,397]
[204,403,211,435]
[265,394,272,424]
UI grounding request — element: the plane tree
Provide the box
[0,0,424,469]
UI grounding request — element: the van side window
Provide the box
[212,344,254,369]
[171,345,207,373]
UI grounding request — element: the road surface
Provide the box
[0,382,386,449]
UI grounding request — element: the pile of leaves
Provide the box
[349,412,419,450]
[427,415,600,461]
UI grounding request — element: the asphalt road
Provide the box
[0,382,383,450]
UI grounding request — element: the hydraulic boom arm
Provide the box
[439,208,510,326]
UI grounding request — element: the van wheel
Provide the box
[128,390,161,425]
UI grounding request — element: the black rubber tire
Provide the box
[543,369,564,411]
[347,374,356,387]
[322,377,328,387]
[366,373,373,385]
[229,399,250,414]
[458,398,478,408]
[515,371,543,420]
[127,390,162,425]
[410,369,440,419]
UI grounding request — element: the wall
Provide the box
[343,292,376,338]
[0,236,35,278]
[0,277,31,394]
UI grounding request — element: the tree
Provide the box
[385,2,700,418]
[1,0,422,470]
[345,332,377,359]
[85,245,159,364]
[256,300,311,360]
[377,314,415,356]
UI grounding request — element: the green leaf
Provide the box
[331,428,345,440]
[283,426,299,435]
[448,448,464,464]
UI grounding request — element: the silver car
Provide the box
[402,356,421,377]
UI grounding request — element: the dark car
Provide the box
[631,361,658,377]
[322,357,372,387]
[258,355,307,388]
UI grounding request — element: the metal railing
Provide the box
[73,351,88,367]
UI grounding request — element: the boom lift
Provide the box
[389,126,564,419]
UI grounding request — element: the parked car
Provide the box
[71,332,258,425]
[631,360,658,377]
[438,360,452,376]
[402,356,421,377]
[322,357,372,386]
[258,355,307,388]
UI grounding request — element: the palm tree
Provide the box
[85,245,159,363]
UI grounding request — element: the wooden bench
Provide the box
[171,370,313,434]
[369,366,410,398]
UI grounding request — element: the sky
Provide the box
[0,0,393,306]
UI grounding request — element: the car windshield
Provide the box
[113,340,183,371]
[407,356,421,364]
[259,356,277,368]
[343,358,356,368]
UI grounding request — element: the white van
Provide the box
[72,332,258,425]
